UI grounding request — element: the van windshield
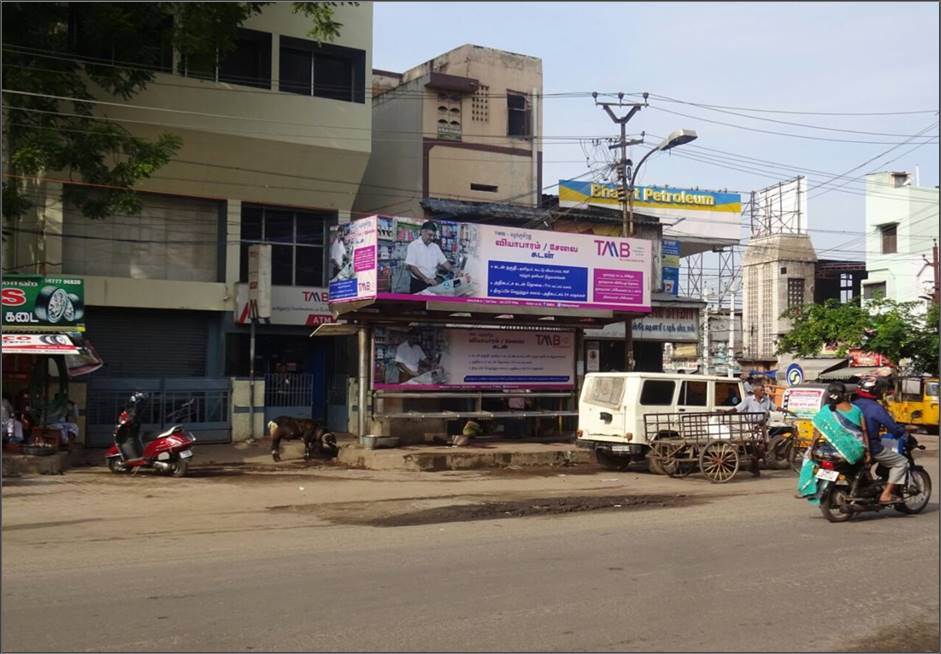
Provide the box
[640,380,675,405]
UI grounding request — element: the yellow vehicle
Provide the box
[887,377,940,434]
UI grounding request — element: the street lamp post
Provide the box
[620,129,698,371]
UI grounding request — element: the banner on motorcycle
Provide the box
[372,325,575,390]
[328,215,651,313]
[1,275,85,332]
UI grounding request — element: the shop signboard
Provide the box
[329,215,651,313]
[784,387,826,419]
[1,333,82,355]
[848,349,891,367]
[1,275,85,332]
[584,306,700,342]
[559,180,741,243]
[373,326,575,390]
[235,284,333,327]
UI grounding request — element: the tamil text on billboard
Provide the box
[1,276,85,332]
[373,326,575,390]
[329,215,651,313]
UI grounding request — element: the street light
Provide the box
[624,129,698,238]
[619,128,697,372]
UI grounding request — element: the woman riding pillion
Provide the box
[797,382,870,503]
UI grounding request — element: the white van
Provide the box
[576,372,747,471]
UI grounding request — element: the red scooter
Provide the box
[105,393,196,477]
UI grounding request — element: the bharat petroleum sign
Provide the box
[558,179,742,243]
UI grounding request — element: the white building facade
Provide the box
[863,171,940,304]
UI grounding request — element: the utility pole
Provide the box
[593,91,648,371]
[918,238,939,304]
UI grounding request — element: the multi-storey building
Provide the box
[354,44,543,217]
[3,3,374,439]
[862,170,940,305]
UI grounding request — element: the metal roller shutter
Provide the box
[84,308,210,377]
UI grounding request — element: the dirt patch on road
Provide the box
[839,614,939,652]
[270,493,702,527]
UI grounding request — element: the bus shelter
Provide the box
[319,215,654,442]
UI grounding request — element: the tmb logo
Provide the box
[1,288,27,307]
[594,240,632,259]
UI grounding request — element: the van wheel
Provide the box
[595,449,630,471]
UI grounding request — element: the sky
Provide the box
[373,1,940,294]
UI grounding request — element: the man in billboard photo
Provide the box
[405,221,452,293]
[394,331,431,382]
[329,227,352,281]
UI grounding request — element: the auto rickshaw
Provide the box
[887,376,940,434]
[767,382,860,471]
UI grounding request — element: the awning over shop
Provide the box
[818,366,887,381]
[2,333,104,376]
[2,333,81,355]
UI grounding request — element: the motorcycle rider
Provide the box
[115,392,147,461]
[852,376,911,504]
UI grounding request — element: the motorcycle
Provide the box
[105,394,196,477]
[810,433,932,522]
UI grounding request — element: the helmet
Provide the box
[858,376,889,398]
[127,392,149,408]
[825,381,847,404]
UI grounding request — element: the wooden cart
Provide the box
[645,411,769,483]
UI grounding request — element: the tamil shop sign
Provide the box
[235,284,333,327]
[372,326,575,390]
[585,306,700,342]
[329,215,651,313]
[1,275,85,332]
[558,180,741,242]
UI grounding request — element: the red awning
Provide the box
[2,333,82,355]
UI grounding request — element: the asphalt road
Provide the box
[2,451,939,652]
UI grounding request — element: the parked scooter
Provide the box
[810,433,932,522]
[105,393,196,477]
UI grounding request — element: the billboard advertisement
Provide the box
[1,276,85,332]
[558,180,741,243]
[235,284,333,327]
[752,176,807,236]
[662,239,680,296]
[329,215,651,313]
[373,326,575,390]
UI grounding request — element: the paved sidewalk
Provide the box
[57,435,590,472]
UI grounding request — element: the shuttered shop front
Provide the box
[84,308,210,377]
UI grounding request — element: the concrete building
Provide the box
[741,233,817,363]
[354,44,543,218]
[3,3,374,440]
[862,171,940,304]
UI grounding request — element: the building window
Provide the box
[239,205,332,286]
[219,29,272,88]
[436,92,462,141]
[507,91,531,137]
[278,36,365,103]
[863,282,886,300]
[880,224,897,254]
[69,8,173,72]
[840,272,854,303]
[787,278,805,309]
[184,28,272,89]
[470,183,498,193]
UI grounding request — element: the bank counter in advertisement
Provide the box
[328,215,652,314]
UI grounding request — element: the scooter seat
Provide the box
[153,425,183,439]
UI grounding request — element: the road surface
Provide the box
[3,447,938,652]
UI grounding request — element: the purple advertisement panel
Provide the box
[373,326,575,390]
[328,216,378,303]
[327,215,651,313]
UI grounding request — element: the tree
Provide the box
[776,299,940,376]
[1,2,348,221]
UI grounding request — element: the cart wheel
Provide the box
[699,440,739,483]
[651,441,682,477]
